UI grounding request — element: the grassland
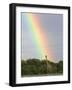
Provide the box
[21,59,63,77]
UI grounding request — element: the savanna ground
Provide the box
[21,58,63,77]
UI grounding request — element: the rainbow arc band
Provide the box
[23,13,55,61]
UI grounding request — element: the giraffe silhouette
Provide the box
[45,55,47,60]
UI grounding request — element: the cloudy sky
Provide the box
[21,13,63,62]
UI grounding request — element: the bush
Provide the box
[21,59,63,76]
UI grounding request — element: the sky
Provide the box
[21,13,63,62]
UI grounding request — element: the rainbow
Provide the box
[23,13,54,61]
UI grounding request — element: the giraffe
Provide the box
[45,55,49,73]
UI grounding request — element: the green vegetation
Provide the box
[21,59,63,77]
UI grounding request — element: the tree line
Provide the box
[21,59,63,77]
